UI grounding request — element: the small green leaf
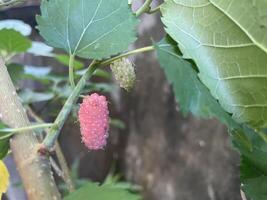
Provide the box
[0,123,10,160]
[0,29,31,54]
[6,63,24,84]
[55,54,83,70]
[64,182,140,200]
[7,64,53,85]
[110,118,126,130]
[37,0,138,59]
[19,89,55,104]
[232,129,267,200]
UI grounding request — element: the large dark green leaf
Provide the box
[37,0,138,59]
[64,182,140,200]
[156,36,238,129]
[161,0,267,129]
[232,127,267,200]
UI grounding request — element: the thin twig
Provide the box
[148,5,160,14]
[27,106,75,193]
[55,142,75,192]
[50,157,64,178]
[240,190,247,200]
[135,0,153,17]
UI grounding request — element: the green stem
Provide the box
[136,0,153,17]
[100,45,154,66]
[55,141,75,192]
[0,123,55,133]
[43,60,98,149]
[42,45,155,150]
[0,123,55,140]
[148,5,161,14]
[69,54,76,88]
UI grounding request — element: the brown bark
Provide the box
[0,58,61,200]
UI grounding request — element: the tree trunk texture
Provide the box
[0,58,61,200]
[118,1,242,200]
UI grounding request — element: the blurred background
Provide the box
[1,0,242,199]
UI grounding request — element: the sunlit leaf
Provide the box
[0,160,9,199]
[161,0,267,129]
[19,89,55,104]
[0,29,31,54]
[37,0,138,59]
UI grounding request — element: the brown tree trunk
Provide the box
[0,58,61,200]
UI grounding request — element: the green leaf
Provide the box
[19,89,55,104]
[6,63,24,84]
[55,54,84,70]
[0,123,10,160]
[0,29,31,54]
[161,0,267,129]
[156,36,238,129]
[37,0,138,59]
[0,19,32,36]
[7,64,53,85]
[64,182,140,200]
[232,128,267,200]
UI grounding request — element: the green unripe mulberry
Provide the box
[110,58,136,91]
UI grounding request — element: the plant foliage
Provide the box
[37,0,138,59]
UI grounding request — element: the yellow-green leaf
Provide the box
[0,161,9,199]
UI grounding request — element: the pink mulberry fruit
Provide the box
[78,93,109,150]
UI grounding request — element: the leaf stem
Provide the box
[148,5,160,14]
[100,45,155,66]
[69,54,76,88]
[136,0,153,17]
[0,123,55,140]
[0,123,55,134]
